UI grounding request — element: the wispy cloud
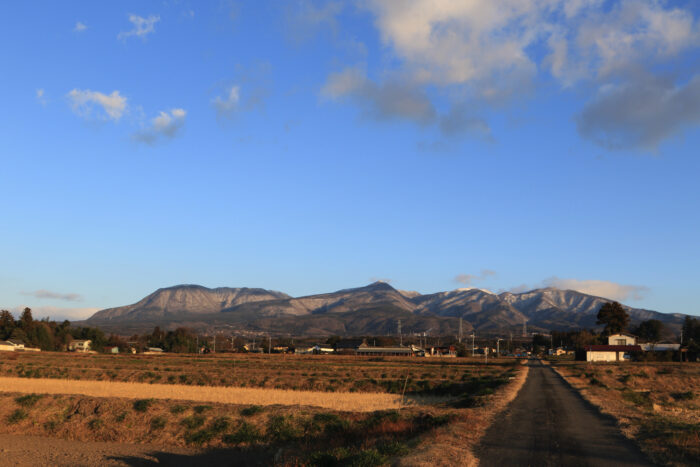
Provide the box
[133,108,186,144]
[576,74,700,150]
[369,277,392,284]
[67,89,127,121]
[20,289,83,302]
[213,85,241,116]
[74,21,87,32]
[542,277,649,301]
[36,88,46,105]
[10,305,98,321]
[118,14,160,40]
[322,66,436,125]
[285,0,344,44]
[454,269,497,286]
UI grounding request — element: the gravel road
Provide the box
[477,360,654,467]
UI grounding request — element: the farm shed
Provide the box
[356,344,413,357]
[584,345,642,362]
[0,340,17,352]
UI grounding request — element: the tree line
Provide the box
[0,308,114,352]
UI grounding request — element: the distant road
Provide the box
[477,360,653,467]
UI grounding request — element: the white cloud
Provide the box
[118,14,160,40]
[454,269,497,285]
[133,108,187,144]
[20,290,83,302]
[365,1,699,92]
[67,89,127,121]
[542,277,648,301]
[213,85,241,116]
[74,21,87,32]
[342,0,700,148]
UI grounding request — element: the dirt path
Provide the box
[0,376,409,412]
[0,434,192,466]
[476,360,653,467]
[0,434,276,466]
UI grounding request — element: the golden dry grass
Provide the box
[0,376,413,412]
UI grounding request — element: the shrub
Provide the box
[181,415,205,429]
[15,394,44,408]
[223,421,260,445]
[185,428,215,445]
[150,416,167,431]
[670,391,695,401]
[133,399,154,412]
[114,411,127,422]
[266,415,301,442]
[622,390,652,408]
[376,440,410,457]
[170,404,187,414]
[7,409,28,424]
[210,417,230,433]
[88,418,104,430]
[313,413,350,435]
[193,404,212,414]
[240,405,262,417]
[345,449,386,466]
[43,420,58,432]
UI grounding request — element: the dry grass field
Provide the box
[0,352,505,395]
[0,352,528,465]
[552,361,700,467]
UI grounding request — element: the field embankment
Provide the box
[552,361,700,466]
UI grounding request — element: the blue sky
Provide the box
[1,1,699,320]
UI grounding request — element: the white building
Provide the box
[69,339,92,352]
[607,333,637,346]
[585,344,642,362]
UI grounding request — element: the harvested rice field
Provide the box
[0,352,528,465]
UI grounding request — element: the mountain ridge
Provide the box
[84,282,686,336]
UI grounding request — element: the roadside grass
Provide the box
[553,362,700,466]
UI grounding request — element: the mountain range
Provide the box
[84,282,686,337]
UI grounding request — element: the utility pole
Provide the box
[268,335,272,355]
[459,318,463,344]
[470,333,475,357]
[497,338,503,358]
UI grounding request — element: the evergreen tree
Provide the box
[635,319,663,343]
[596,301,629,335]
[0,310,15,339]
